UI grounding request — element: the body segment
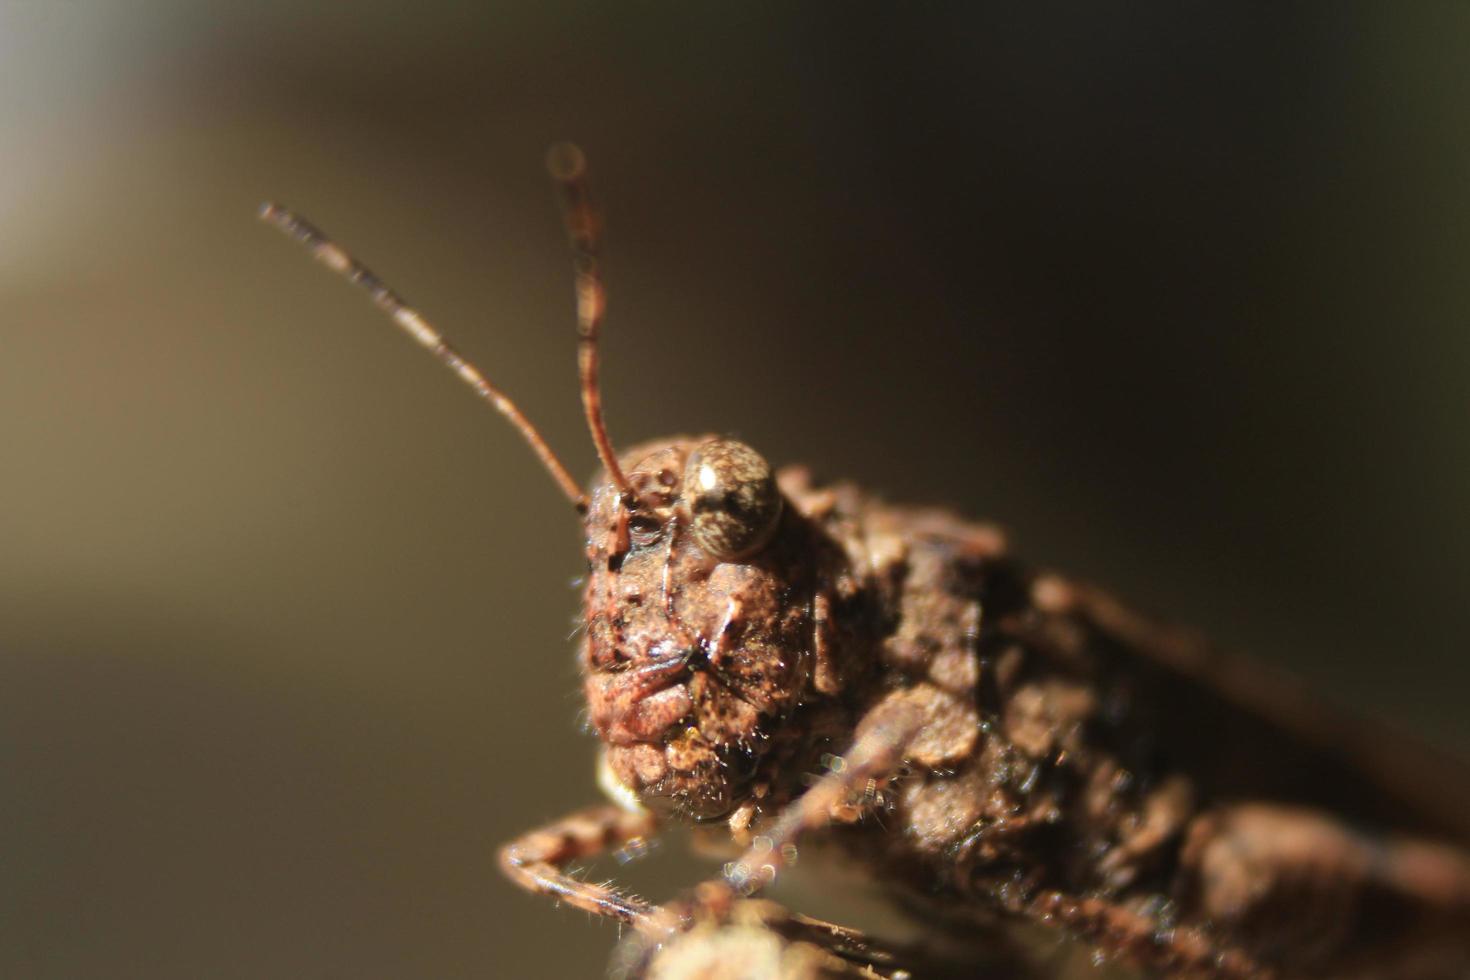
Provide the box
[558,439,1470,978]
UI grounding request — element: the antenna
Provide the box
[258,203,589,513]
[545,143,639,509]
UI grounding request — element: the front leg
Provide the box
[725,694,924,896]
[613,898,917,980]
[501,698,921,951]
[498,803,662,928]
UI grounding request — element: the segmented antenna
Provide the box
[258,203,589,513]
[545,143,639,509]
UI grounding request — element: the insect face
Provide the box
[581,437,814,820]
[260,149,826,822]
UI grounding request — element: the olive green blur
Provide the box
[2,4,1467,978]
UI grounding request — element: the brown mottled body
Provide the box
[260,152,1470,979]
[538,438,1470,979]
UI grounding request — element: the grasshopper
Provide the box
[261,146,1470,978]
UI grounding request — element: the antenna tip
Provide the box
[545,142,587,182]
[258,201,285,223]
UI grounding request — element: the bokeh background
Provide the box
[3,4,1468,977]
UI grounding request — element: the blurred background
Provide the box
[2,3,1468,977]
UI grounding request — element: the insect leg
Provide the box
[612,898,916,980]
[498,803,664,928]
[724,696,925,896]
[1176,803,1470,973]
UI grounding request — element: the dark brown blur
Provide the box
[2,5,1467,978]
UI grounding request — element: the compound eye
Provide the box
[682,439,782,560]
